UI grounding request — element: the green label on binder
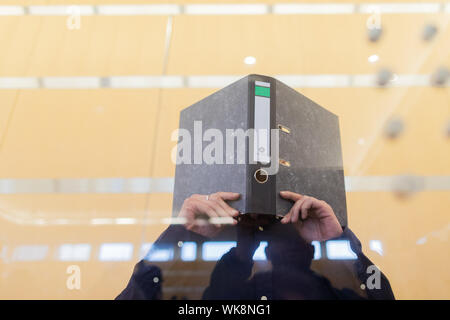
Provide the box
[255,86,270,98]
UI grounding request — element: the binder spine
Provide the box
[245,76,276,215]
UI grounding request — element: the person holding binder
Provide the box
[117,191,395,300]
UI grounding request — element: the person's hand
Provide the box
[279,191,343,243]
[178,192,240,238]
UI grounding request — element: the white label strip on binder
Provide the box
[254,81,271,164]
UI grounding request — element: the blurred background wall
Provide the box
[0,0,449,299]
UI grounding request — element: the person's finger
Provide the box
[280,191,303,202]
[190,194,207,200]
[281,210,292,224]
[210,193,239,217]
[216,192,240,201]
[189,194,231,218]
[290,198,306,223]
[192,199,220,219]
[281,197,304,223]
[194,201,225,229]
[300,198,314,220]
[190,193,239,215]
[314,199,328,210]
[308,199,331,219]
[204,197,232,218]
[218,198,239,217]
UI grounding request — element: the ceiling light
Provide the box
[368,54,379,63]
[244,56,256,65]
